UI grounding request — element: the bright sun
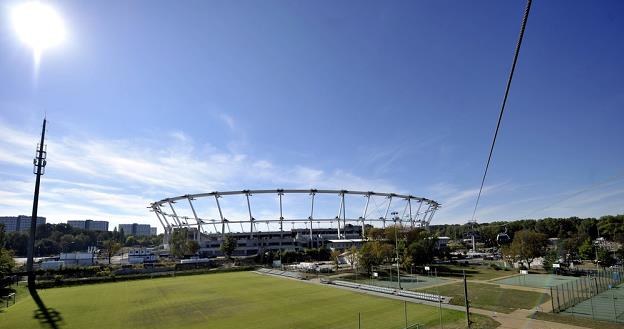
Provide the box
[11,1,66,55]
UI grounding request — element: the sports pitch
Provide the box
[0,271,490,329]
[493,274,579,288]
[562,283,624,323]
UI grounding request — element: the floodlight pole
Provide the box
[27,119,46,281]
[392,212,401,290]
[26,118,59,329]
[361,193,370,238]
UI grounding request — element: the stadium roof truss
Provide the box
[150,189,440,239]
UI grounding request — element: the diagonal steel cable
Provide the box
[471,0,533,223]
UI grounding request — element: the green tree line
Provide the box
[4,223,162,256]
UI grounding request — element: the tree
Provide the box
[384,225,402,244]
[6,232,28,256]
[0,224,5,248]
[616,247,624,263]
[103,240,121,265]
[358,241,393,274]
[118,227,126,243]
[170,228,190,258]
[220,235,237,259]
[304,248,320,261]
[317,246,331,261]
[35,223,55,240]
[408,238,436,265]
[401,253,413,272]
[596,247,615,268]
[125,235,138,246]
[346,246,358,270]
[407,231,437,265]
[578,239,594,260]
[501,244,517,267]
[543,250,559,272]
[0,249,15,277]
[60,234,76,252]
[508,230,547,269]
[598,215,624,242]
[366,228,386,240]
[187,240,200,255]
[330,250,341,271]
[35,238,60,256]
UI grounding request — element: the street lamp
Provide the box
[391,211,401,290]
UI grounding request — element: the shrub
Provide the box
[489,263,502,271]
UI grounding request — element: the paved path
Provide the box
[471,308,589,329]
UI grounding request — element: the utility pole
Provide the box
[26,118,59,329]
[27,118,47,282]
[463,270,471,328]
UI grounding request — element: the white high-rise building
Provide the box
[119,223,156,237]
[67,219,109,231]
[0,215,46,233]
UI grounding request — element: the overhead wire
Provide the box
[470,0,533,223]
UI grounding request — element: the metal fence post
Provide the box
[555,285,561,313]
[358,312,361,329]
[589,283,595,320]
[404,301,408,329]
[563,282,569,309]
[550,287,555,313]
[613,292,617,323]
[574,280,580,305]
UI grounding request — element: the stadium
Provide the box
[150,189,441,257]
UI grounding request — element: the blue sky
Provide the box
[0,0,623,231]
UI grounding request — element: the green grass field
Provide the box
[0,272,498,329]
[433,265,514,281]
[493,274,579,288]
[338,273,449,290]
[420,282,550,313]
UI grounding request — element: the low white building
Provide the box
[60,252,96,267]
[326,239,364,250]
[435,236,451,250]
[128,248,158,264]
[40,260,64,270]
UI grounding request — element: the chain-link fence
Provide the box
[551,268,623,323]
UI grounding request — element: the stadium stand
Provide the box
[256,268,306,280]
[331,280,448,303]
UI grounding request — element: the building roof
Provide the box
[327,239,364,243]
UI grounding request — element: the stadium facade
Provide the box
[198,225,363,257]
[150,189,440,257]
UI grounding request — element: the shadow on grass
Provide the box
[33,307,64,328]
[28,274,64,329]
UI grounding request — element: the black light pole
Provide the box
[27,118,47,283]
[26,118,59,329]
[391,211,401,290]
